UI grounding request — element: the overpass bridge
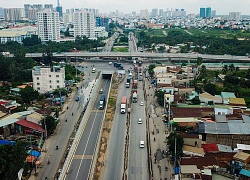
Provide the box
[25,52,250,63]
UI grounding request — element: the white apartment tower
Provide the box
[73,9,95,39]
[32,66,65,94]
[37,9,60,42]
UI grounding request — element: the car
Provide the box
[138,118,142,124]
[140,101,144,106]
[99,88,103,94]
[140,141,145,148]
[109,62,112,65]
[139,76,143,81]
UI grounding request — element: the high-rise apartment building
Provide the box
[56,0,63,18]
[151,8,158,17]
[200,8,206,18]
[32,66,65,94]
[37,9,60,42]
[73,9,95,39]
[200,7,212,18]
[211,10,216,17]
[95,17,109,32]
[140,9,149,18]
[206,7,211,18]
[0,7,4,20]
[229,12,241,20]
[4,8,24,21]
[44,4,53,10]
[33,4,43,10]
[159,9,163,17]
[24,4,32,18]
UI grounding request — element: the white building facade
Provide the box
[32,66,65,94]
[37,9,60,42]
[73,9,95,39]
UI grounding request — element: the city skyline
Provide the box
[1,0,250,15]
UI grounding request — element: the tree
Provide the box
[222,65,228,74]
[158,46,166,53]
[41,116,57,136]
[148,64,155,77]
[191,96,201,105]
[154,90,164,106]
[196,57,203,66]
[204,83,218,96]
[0,141,28,180]
[167,132,184,157]
[20,86,39,103]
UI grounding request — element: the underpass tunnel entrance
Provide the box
[102,71,113,79]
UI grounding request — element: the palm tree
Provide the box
[229,64,235,72]
[222,65,228,74]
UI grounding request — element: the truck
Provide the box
[99,95,106,110]
[134,65,138,73]
[132,92,138,103]
[121,96,127,113]
[133,80,138,89]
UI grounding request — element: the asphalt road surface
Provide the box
[102,74,131,180]
[66,79,111,180]
[128,75,148,180]
[37,67,96,180]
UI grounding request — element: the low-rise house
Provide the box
[181,134,202,148]
[229,98,247,109]
[214,105,233,115]
[233,152,250,167]
[199,92,222,104]
[171,117,200,127]
[15,119,45,135]
[171,107,214,118]
[221,92,236,104]
[183,145,205,157]
[239,169,250,180]
[26,112,43,125]
[180,165,202,179]
[199,121,250,147]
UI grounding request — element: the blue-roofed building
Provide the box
[239,169,250,179]
[221,92,236,104]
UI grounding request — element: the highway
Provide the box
[25,52,250,62]
[102,73,131,180]
[65,79,111,180]
[37,65,96,180]
[128,74,148,180]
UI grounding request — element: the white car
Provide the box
[109,62,112,65]
[140,102,144,106]
[140,141,145,148]
[138,118,142,124]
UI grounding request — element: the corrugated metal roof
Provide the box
[242,115,250,123]
[239,169,250,177]
[221,92,236,98]
[228,123,250,134]
[215,115,227,123]
[204,122,230,134]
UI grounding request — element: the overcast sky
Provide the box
[1,0,250,15]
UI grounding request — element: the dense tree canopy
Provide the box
[0,141,28,180]
[167,132,184,157]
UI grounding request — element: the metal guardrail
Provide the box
[88,73,113,180]
[59,76,102,180]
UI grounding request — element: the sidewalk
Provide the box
[145,77,172,180]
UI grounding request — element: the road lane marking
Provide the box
[74,155,93,160]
